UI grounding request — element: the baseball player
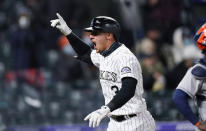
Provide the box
[173,23,206,131]
[50,13,155,131]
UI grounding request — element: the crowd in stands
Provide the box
[0,0,205,129]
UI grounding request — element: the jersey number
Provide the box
[111,86,119,94]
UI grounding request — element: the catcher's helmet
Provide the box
[194,23,206,50]
[84,16,121,41]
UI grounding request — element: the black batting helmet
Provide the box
[84,16,121,41]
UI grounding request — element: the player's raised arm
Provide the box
[51,14,155,130]
[50,13,92,64]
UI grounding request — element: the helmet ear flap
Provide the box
[103,23,120,41]
[113,25,120,41]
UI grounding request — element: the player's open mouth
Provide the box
[93,42,96,49]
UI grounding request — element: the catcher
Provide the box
[173,23,206,131]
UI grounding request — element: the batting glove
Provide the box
[84,106,110,128]
[50,13,72,36]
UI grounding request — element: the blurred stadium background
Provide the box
[0,0,206,130]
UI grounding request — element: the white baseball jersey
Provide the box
[91,44,155,131]
[91,44,147,115]
[177,63,206,122]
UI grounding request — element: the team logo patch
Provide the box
[121,67,131,74]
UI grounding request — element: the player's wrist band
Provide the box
[195,121,200,126]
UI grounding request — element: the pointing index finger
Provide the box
[56,13,64,22]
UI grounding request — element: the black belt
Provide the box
[110,114,137,122]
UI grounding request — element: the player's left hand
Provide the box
[50,13,72,36]
[84,106,110,128]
